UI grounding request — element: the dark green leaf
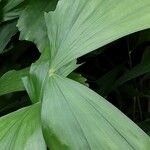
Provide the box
[0,67,29,96]
[68,72,88,86]
[17,0,58,51]
[96,65,123,96]
[0,20,17,53]
[1,0,25,22]
[115,47,150,87]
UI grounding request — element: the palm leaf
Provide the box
[41,75,150,149]
[17,0,58,51]
[0,68,29,96]
[0,103,46,150]
[45,0,150,71]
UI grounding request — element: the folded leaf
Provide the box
[23,50,79,103]
[0,20,18,53]
[0,67,29,96]
[41,75,150,150]
[45,0,150,71]
[23,56,49,103]
[57,60,79,77]
[0,103,46,150]
[17,0,58,51]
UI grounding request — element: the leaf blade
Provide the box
[17,0,58,51]
[41,75,150,150]
[0,103,46,150]
[0,67,29,96]
[0,20,17,53]
[45,0,150,70]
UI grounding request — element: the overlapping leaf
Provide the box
[0,103,46,150]
[41,75,150,150]
[0,67,29,96]
[34,1,150,149]
[17,0,58,51]
[96,65,123,96]
[139,120,150,136]
[0,20,17,53]
[115,47,150,87]
[4,0,150,150]
[68,72,88,86]
[44,0,150,71]
[23,50,79,103]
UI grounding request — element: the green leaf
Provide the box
[142,47,150,64]
[137,29,150,46]
[139,119,150,136]
[0,67,29,96]
[114,63,150,87]
[23,51,79,103]
[96,65,123,96]
[1,0,25,22]
[0,103,46,150]
[115,47,150,87]
[17,0,58,52]
[45,0,150,71]
[0,20,17,53]
[41,75,150,150]
[23,59,49,104]
[57,60,79,77]
[68,72,88,86]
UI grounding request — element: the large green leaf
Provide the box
[114,63,150,88]
[17,0,58,51]
[41,75,150,150]
[0,67,29,96]
[0,103,46,150]
[0,20,17,53]
[45,0,150,71]
[1,0,25,22]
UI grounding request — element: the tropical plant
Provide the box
[0,0,150,149]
